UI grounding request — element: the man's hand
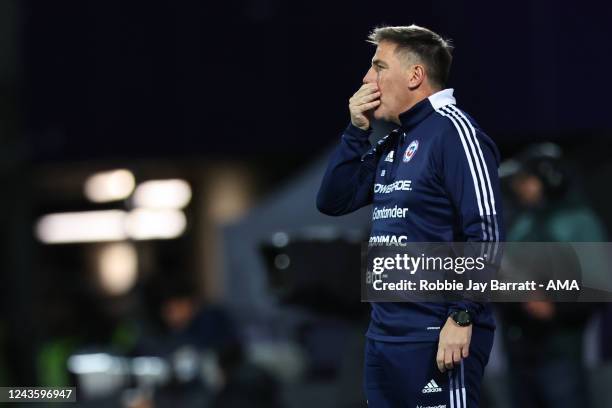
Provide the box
[436,317,472,373]
[349,84,380,130]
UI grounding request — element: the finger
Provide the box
[353,84,379,99]
[462,345,469,359]
[350,87,378,107]
[444,349,454,370]
[436,348,445,373]
[453,348,462,364]
[352,100,380,113]
[358,91,381,104]
[350,96,380,112]
[359,83,379,92]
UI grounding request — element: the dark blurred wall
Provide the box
[21,0,612,162]
[1,0,37,384]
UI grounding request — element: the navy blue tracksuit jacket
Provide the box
[317,89,505,342]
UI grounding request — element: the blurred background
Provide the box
[1,0,612,407]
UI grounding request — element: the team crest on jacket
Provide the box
[403,140,419,163]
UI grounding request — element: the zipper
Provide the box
[385,129,404,184]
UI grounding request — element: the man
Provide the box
[317,25,504,407]
[499,144,605,408]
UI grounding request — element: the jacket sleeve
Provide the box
[438,121,505,319]
[316,124,379,216]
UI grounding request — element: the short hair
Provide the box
[367,25,453,89]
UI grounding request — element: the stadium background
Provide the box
[1,0,612,406]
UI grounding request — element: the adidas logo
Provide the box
[385,150,394,162]
[421,379,442,393]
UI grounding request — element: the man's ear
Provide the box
[407,64,425,90]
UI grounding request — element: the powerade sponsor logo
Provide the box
[416,405,446,408]
[372,206,409,220]
[369,235,409,246]
[374,180,412,194]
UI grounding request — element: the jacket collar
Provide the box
[398,88,456,129]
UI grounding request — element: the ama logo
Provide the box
[403,140,419,163]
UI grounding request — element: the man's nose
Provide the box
[363,67,376,84]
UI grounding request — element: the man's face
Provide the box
[362,41,414,122]
[512,173,544,207]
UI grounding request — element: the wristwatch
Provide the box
[449,310,472,327]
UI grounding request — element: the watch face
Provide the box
[453,310,472,326]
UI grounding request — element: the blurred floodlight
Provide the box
[36,210,127,244]
[272,232,289,248]
[125,209,186,239]
[84,169,135,203]
[133,179,192,209]
[274,254,291,270]
[206,169,251,222]
[67,353,118,375]
[132,356,169,379]
[97,242,138,296]
[36,208,188,243]
[67,353,128,398]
